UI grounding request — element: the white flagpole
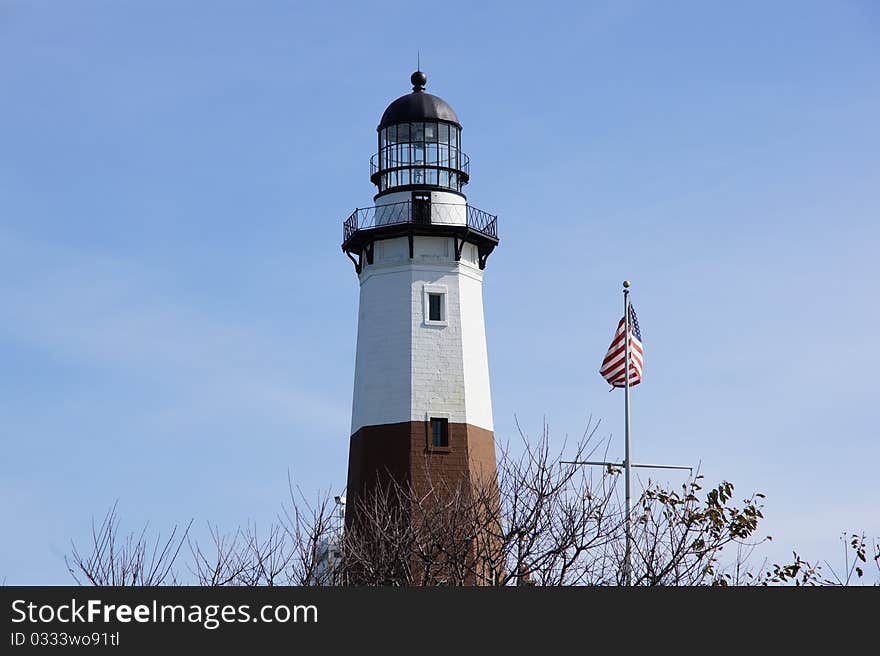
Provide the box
[577,281,691,583]
[623,280,633,586]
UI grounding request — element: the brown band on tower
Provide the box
[346,421,496,518]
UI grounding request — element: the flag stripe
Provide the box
[600,343,643,374]
[599,305,643,388]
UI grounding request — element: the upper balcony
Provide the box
[341,200,499,272]
[370,150,470,194]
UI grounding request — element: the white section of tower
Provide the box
[349,230,494,435]
[374,190,467,227]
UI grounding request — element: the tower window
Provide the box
[428,293,442,321]
[423,285,448,326]
[430,418,449,448]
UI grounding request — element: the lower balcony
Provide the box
[341,200,499,273]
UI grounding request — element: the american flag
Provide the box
[599,305,643,388]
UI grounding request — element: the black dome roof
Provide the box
[378,71,460,130]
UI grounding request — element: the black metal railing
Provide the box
[343,201,498,244]
[464,205,498,238]
[370,150,470,178]
[369,150,471,193]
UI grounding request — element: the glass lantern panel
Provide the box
[412,122,424,142]
[397,123,410,142]
[438,123,449,144]
[424,122,437,142]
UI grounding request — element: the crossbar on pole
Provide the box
[562,460,693,474]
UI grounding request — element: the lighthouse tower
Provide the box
[341,71,500,512]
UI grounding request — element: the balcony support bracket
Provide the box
[344,249,362,274]
[454,234,466,262]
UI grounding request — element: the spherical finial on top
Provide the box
[411,70,427,91]
[623,280,631,289]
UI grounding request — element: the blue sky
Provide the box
[1,1,878,584]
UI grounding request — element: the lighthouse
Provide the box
[341,70,499,515]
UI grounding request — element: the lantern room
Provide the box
[371,71,470,197]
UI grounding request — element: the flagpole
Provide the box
[623,280,633,586]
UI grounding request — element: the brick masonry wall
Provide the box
[346,421,497,515]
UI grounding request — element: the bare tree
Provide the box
[65,424,877,587]
[337,420,778,586]
[66,502,191,586]
[277,483,339,586]
[187,524,249,586]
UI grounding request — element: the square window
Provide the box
[428,293,442,321]
[430,418,449,448]
[423,285,448,326]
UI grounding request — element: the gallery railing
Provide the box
[342,201,498,244]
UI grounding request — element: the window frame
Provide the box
[430,417,449,448]
[425,412,452,452]
[422,284,448,326]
